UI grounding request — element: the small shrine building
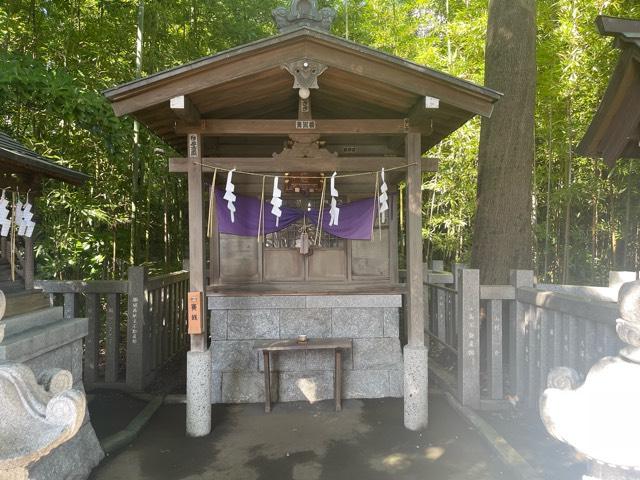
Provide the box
[105,1,500,436]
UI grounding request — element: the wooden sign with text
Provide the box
[187,291,204,334]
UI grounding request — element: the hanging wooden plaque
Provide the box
[187,291,204,334]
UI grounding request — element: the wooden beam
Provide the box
[207,143,402,157]
[175,119,414,136]
[169,156,438,173]
[170,95,201,124]
[596,15,640,36]
[405,132,425,347]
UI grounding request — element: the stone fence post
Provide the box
[456,268,480,409]
[508,270,534,399]
[126,266,148,391]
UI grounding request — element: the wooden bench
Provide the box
[254,338,353,413]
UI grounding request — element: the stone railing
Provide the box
[36,267,190,392]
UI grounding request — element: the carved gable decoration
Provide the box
[283,59,327,96]
[272,0,336,33]
[273,134,338,164]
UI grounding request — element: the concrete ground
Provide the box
[90,397,511,480]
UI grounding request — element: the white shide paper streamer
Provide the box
[224,169,237,223]
[329,171,340,227]
[378,168,388,223]
[270,176,283,227]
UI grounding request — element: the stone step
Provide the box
[2,290,50,318]
[0,306,64,343]
[0,316,88,363]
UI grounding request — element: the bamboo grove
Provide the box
[1,0,639,285]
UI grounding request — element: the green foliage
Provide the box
[1,0,640,284]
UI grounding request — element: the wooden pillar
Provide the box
[405,132,425,346]
[186,132,211,437]
[23,236,34,290]
[403,132,429,431]
[187,133,207,352]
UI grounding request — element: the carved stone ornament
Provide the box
[283,59,328,99]
[0,363,86,476]
[540,280,640,479]
[272,0,337,33]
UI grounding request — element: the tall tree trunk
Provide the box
[471,0,536,284]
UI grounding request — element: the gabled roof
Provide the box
[104,27,501,156]
[578,16,640,164]
[0,131,89,185]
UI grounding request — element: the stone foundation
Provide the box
[208,294,403,404]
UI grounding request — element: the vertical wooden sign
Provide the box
[188,290,204,334]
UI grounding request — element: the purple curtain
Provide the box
[215,189,377,240]
[307,197,376,241]
[215,189,302,237]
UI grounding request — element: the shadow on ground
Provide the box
[90,397,510,480]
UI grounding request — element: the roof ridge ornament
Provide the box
[283,59,328,99]
[272,0,336,33]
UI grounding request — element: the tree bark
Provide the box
[471,0,536,284]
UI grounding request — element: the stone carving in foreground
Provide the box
[540,280,640,480]
[0,363,102,479]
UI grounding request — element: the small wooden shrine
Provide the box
[0,130,88,293]
[578,16,640,164]
[105,0,500,436]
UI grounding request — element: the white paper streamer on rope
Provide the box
[270,176,283,227]
[18,198,35,237]
[224,168,237,223]
[378,168,389,223]
[329,171,340,227]
[0,190,10,237]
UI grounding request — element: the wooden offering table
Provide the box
[254,338,352,413]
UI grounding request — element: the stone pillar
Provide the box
[403,132,428,430]
[186,132,211,437]
[431,259,444,272]
[186,350,212,437]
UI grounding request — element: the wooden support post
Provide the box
[23,236,34,290]
[126,266,148,391]
[403,132,429,431]
[405,132,425,347]
[186,132,211,437]
[508,269,534,399]
[457,268,480,409]
[188,133,207,352]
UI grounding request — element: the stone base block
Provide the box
[221,371,278,404]
[343,370,389,398]
[186,350,211,437]
[279,371,334,402]
[403,345,428,431]
[27,422,104,480]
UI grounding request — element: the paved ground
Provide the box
[90,397,511,480]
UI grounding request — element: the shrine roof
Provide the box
[578,16,640,164]
[0,131,88,185]
[104,27,501,157]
